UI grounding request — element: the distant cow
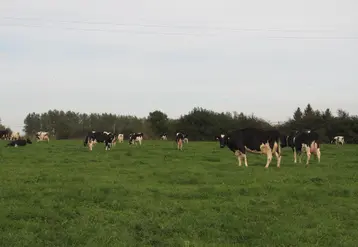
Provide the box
[0,130,11,140]
[117,134,124,143]
[129,132,143,145]
[332,136,344,145]
[161,133,167,140]
[217,128,282,168]
[282,130,321,165]
[183,134,188,143]
[175,132,186,150]
[84,131,115,151]
[6,138,32,147]
[36,131,50,142]
[10,132,20,140]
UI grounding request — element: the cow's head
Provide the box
[217,134,229,148]
[128,133,134,144]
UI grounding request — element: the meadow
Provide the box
[0,140,357,246]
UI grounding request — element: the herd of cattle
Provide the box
[0,127,346,168]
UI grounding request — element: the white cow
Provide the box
[117,134,124,143]
[36,131,50,142]
[332,136,344,145]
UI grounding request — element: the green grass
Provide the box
[0,140,357,246]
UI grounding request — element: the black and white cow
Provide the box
[129,132,143,145]
[161,133,167,140]
[0,129,10,140]
[6,138,32,147]
[282,130,321,165]
[183,134,188,143]
[331,136,344,145]
[83,131,115,151]
[217,128,282,168]
[175,132,186,150]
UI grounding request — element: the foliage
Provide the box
[21,103,358,142]
[0,140,358,246]
[0,117,12,133]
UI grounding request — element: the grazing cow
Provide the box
[217,128,282,168]
[117,134,124,143]
[84,131,115,151]
[181,134,188,143]
[332,136,344,145]
[161,133,167,140]
[10,132,20,140]
[6,138,32,147]
[175,132,186,150]
[129,132,143,145]
[36,131,50,142]
[282,130,321,165]
[0,129,10,140]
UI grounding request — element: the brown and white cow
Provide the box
[36,131,50,142]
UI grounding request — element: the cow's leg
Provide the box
[177,140,182,150]
[238,146,248,167]
[305,145,311,166]
[316,148,321,163]
[272,142,281,168]
[242,153,248,167]
[274,151,281,167]
[271,142,281,168]
[234,151,242,166]
[295,145,303,164]
[264,144,273,168]
[293,148,297,163]
[88,141,93,151]
[298,151,302,163]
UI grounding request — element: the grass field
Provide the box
[0,140,357,246]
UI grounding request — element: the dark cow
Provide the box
[129,132,143,145]
[175,132,186,150]
[217,128,282,168]
[83,131,115,151]
[6,138,32,147]
[0,129,10,140]
[281,130,320,166]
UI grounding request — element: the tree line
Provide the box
[1,103,357,143]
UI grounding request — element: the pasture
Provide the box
[0,140,357,246]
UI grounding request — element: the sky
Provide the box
[0,0,357,133]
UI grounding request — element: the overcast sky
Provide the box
[1,0,357,133]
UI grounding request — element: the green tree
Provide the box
[293,107,303,121]
[147,110,169,138]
